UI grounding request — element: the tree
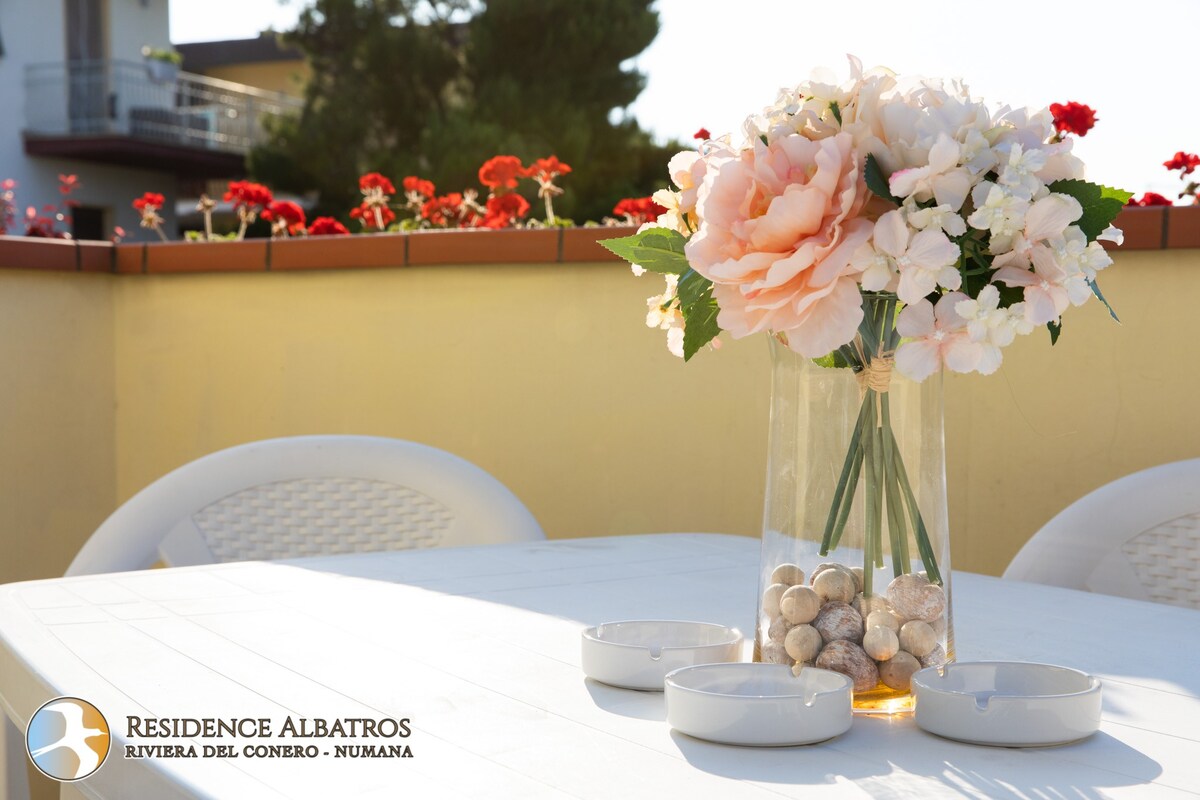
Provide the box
[251,0,680,224]
[252,0,469,216]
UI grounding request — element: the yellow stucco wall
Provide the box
[201,62,309,98]
[109,264,770,552]
[944,248,1200,575]
[0,271,116,585]
[1,249,1197,587]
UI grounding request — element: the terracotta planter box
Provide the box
[0,236,88,272]
[1168,205,1200,249]
[3,214,1196,278]
[271,233,405,271]
[1108,206,1165,250]
[406,228,560,266]
[142,240,269,273]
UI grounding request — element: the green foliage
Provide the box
[1047,319,1062,345]
[680,280,720,361]
[251,0,467,219]
[1047,180,1134,240]
[599,228,688,275]
[142,46,182,65]
[1089,278,1120,322]
[813,350,853,369]
[601,234,720,359]
[864,154,899,205]
[250,0,679,224]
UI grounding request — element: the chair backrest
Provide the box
[1002,459,1200,609]
[67,436,544,576]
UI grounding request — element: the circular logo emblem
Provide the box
[25,697,110,782]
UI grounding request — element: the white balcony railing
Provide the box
[24,59,304,155]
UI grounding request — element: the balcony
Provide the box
[22,59,303,178]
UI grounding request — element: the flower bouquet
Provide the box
[602,57,1129,706]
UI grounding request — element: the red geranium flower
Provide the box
[261,201,307,235]
[58,174,80,195]
[612,197,666,224]
[1127,192,1173,207]
[223,180,273,211]
[1049,102,1097,137]
[307,216,350,236]
[132,192,165,212]
[478,156,526,192]
[402,176,435,199]
[693,128,711,140]
[420,193,471,226]
[525,156,572,181]
[482,193,530,229]
[350,202,395,230]
[1164,152,1200,175]
[360,172,396,195]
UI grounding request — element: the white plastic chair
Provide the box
[1003,459,1200,610]
[67,435,544,576]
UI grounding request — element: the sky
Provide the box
[170,0,1200,199]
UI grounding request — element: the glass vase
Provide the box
[753,292,954,714]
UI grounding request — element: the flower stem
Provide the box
[880,393,910,574]
[887,426,943,585]
[820,399,870,555]
[818,293,942,593]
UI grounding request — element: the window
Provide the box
[71,206,106,242]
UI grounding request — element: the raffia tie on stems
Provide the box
[855,354,894,396]
[818,295,942,596]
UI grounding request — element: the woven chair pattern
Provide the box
[1123,513,1200,610]
[193,477,454,562]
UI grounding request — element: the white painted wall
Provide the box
[0,0,176,241]
[110,0,171,61]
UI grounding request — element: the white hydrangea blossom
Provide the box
[954,286,1036,374]
[645,274,685,358]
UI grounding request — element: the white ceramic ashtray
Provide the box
[913,661,1102,746]
[581,620,742,691]
[665,663,852,746]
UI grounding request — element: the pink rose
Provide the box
[685,132,872,356]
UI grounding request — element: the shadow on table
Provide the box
[670,713,1163,799]
[583,678,666,721]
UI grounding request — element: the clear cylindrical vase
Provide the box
[753,293,954,714]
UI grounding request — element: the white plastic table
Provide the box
[1,533,1198,799]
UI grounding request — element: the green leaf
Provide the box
[864,154,899,206]
[813,351,852,369]
[598,228,690,275]
[1047,180,1134,241]
[830,101,842,126]
[677,273,720,361]
[994,283,1025,309]
[1089,278,1120,323]
[1047,319,1062,345]
[675,268,708,309]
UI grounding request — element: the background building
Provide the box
[175,30,307,99]
[0,0,300,241]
